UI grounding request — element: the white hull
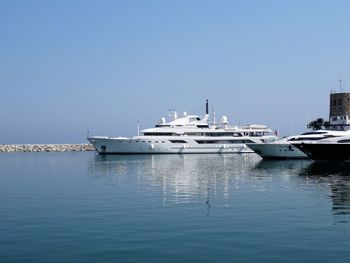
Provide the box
[88,136,259,154]
[247,143,307,159]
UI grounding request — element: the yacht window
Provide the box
[169,140,187,143]
[301,132,327,135]
[162,141,165,143]
[338,139,350,143]
[288,138,303,141]
[288,136,333,141]
[144,132,174,136]
[197,124,209,128]
[204,132,236,137]
[195,140,254,144]
[196,140,214,144]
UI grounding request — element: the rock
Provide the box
[0,144,95,153]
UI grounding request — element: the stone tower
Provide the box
[329,92,350,129]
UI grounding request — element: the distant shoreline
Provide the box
[0,144,95,153]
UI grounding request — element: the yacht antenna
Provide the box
[339,75,343,93]
[168,109,177,120]
[212,106,216,124]
[206,99,209,115]
[137,121,140,136]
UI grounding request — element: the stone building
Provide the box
[329,92,350,129]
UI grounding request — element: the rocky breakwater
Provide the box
[0,144,95,153]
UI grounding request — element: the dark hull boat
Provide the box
[293,139,350,161]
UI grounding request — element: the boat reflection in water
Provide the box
[88,154,350,223]
[253,159,350,224]
[88,154,259,215]
[300,161,350,224]
[253,159,312,176]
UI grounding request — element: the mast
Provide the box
[206,99,209,115]
[212,106,216,125]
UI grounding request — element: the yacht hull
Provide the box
[246,143,307,159]
[87,136,256,154]
[293,143,350,161]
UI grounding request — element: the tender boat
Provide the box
[246,130,350,159]
[87,102,277,154]
[293,136,350,161]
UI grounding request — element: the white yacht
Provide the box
[246,130,350,159]
[87,103,277,154]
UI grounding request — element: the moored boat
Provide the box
[246,130,350,159]
[293,136,350,161]
[87,102,277,154]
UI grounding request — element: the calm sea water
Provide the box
[1,152,350,262]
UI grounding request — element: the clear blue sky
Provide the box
[1,0,350,143]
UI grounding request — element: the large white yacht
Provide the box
[246,130,350,159]
[87,102,277,154]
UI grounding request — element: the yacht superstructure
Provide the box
[88,103,277,154]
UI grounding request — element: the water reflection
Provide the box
[254,159,350,224]
[300,161,350,224]
[253,159,312,176]
[88,154,350,223]
[88,154,260,213]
